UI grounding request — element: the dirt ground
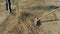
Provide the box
[0,0,60,34]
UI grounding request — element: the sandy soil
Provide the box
[0,0,60,34]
